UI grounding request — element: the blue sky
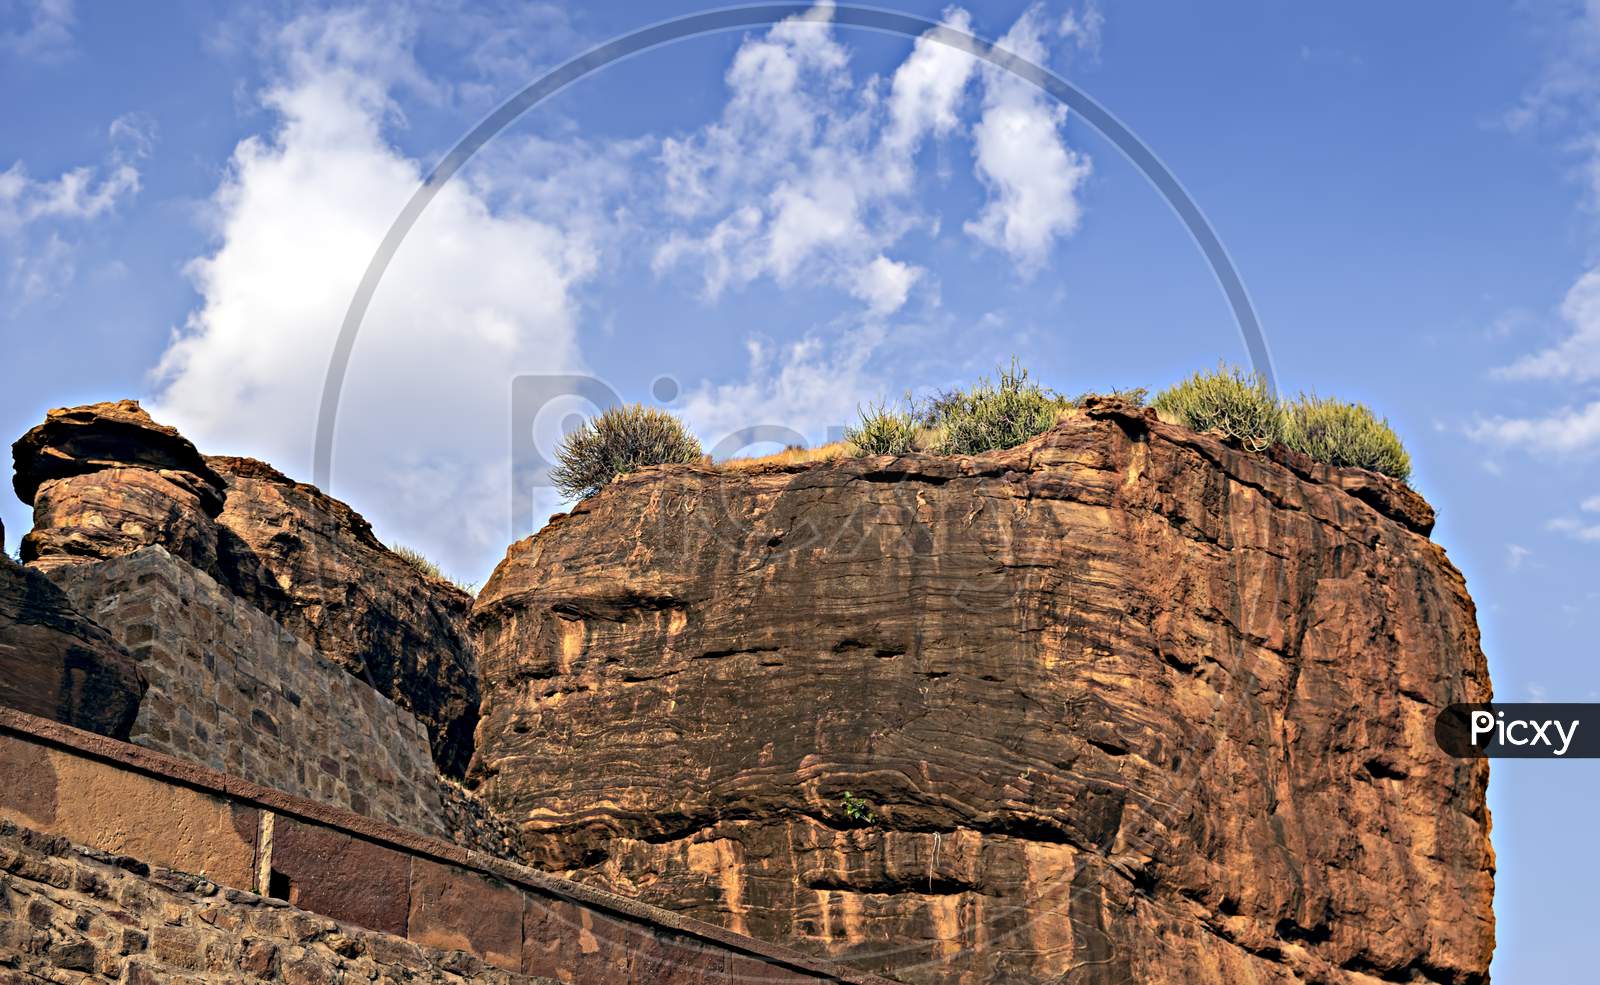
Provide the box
[3,1,1598,978]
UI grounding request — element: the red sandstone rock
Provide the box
[12,401,224,511]
[207,456,480,778]
[8,401,481,780]
[470,402,1494,985]
[0,554,144,739]
[23,468,223,577]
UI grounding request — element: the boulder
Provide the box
[22,467,222,577]
[0,553,144,738]
[12,400,224,511]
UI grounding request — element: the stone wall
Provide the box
[46,548,449,840]
[0,708,900,985]
[0,821,551,984]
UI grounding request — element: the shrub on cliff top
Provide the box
[393,544,444,581]
[846,402,920,456]
[928,362,1073,456]
[551,404,703,499]
[1152,364,1284,452]
[1283,393,1411,481]
[391,544,478,594]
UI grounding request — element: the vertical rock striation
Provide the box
[470,401,1494,985]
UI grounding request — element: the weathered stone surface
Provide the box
[471,402,1494,985]
[22,468,222,576]
[0,820,559,984]
[12,400,224,510]
[207,455,480,778]
[268,817,412,935]
[0,732,258,890]
[408,858,524,971]
[0,554,143,739]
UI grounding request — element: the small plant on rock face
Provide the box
[1152,363,1284,452]
[845,401,920,457]
[1283,393,1411,481]
[841,791,878,825]
[550,404,703,499]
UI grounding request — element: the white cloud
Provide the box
[0,120,142,305]
[882,7,977,155]
[1549,515,1600,542]
[1547,494,1600,544]
[108,112,158,160]
[1468,400,1600,455]
[7,231,72,304]
[1058,1,1104,58]
[653,4,1090,313]
[1507,543,1534,571]
[851,255,922,314]
[148,8,600,582]
[964,8,1092,271]
[1,0,74,61]
[1494,268,1600,382]
[0,161,139,231]
[653,4,927,312]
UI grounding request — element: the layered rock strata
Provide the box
[470,400,1495,985]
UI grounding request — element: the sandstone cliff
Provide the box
[11,402,479,777]
[470,400,1494,985]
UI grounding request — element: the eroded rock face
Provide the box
[0,554,144,739]
[9,402,480,779]
[14,402,227,576]
[207,456,480,778]
[470,402,1494,985]
[12,400,224,510]
[25,467,223,577]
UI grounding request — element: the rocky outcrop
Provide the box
[12,400,224,510]
[14,402,226,575]
[470,401,1494,985]
[206,456,479,778]
[0,553,143,739]
[10,402,479,778]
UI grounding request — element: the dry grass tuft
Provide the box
[720,441,854,470]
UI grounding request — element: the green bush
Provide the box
[1152,364,1284,452]
[551,404,703,499]
[1283,393,1411,480]
[931,362,1071,455]
[846,402,919,456]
